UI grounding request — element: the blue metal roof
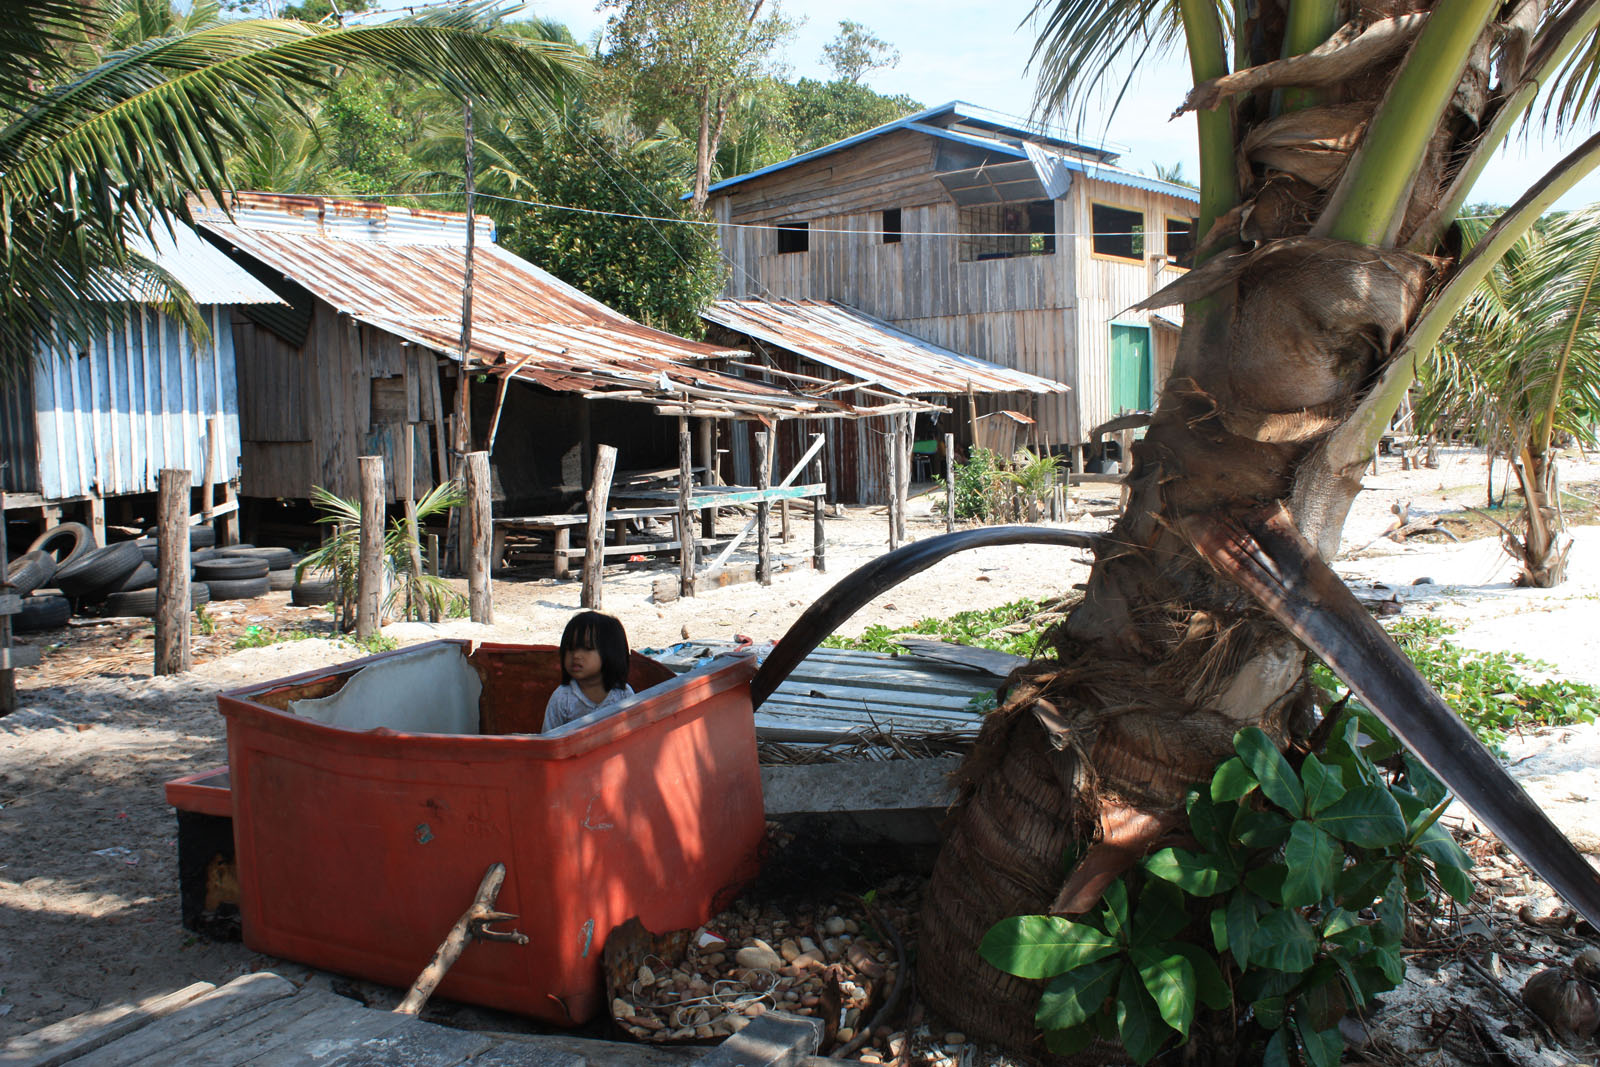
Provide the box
[702,100,1198,205]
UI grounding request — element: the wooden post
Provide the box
[0,491,13,716]
[401,434,427,621]
[202,416,219,528]
[885,419,900,552]
[582,444,617,609]
[896,414,910,545]
[553,526,571,580]
[464,451,493,624]
[755,430,772,586]
[810,433,826,573]
[944,432,956,533]
[356,455,385,641]
[155,469,192,676]
[678,416,696,597]
[428,534,440,577]
[700,417,716,540]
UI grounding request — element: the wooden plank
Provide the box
[0,982,217,1067]
[892,637,1029,679]
[0,594,20,617]
[64,974,296,1067]
[321,1016,494,1067]
[1,645,41,669]
[160,990,382,1066]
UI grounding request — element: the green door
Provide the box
[1110,324,1152,413]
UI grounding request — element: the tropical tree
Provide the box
[821,19,900,85]
[1416,206,1600,586]
[914,1,1600,1058]
[0,0,584,377]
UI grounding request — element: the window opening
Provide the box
[777,222,809,254]
[958,200,1056,262]
[1165,216,1197,268]
[882,208,902,244]
[1092,203,1145,260]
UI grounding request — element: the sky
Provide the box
[492,0,1600,212]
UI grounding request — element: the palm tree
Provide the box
[1417,207,1600,586]
[0,0,585,376]
[916,1,1600,1054]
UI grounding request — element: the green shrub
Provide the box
[936,446,1004,521]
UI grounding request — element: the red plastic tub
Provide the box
[215,640,764,1023]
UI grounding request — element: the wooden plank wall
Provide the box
[1070,176,1196,436]
[232,299,440,502]
[26,305,241,500]
[714,140,1199,448]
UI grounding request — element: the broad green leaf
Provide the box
[1373,942,1405,986]
[1282,821,1340,908]
[1131,945,1197,1038]
[1115,965,1173,1064]
[1143,847,1237,896]
[1250,909,1317,973]
[1036,956,1122,1031]
[979,915,1120,979]
[1263,1026,1291,1067]
[1301,754,1346,815]
[1187,789,1226,854]
[1170,941,1231,1011]
[1317,784,1408,847]
[1334,859,1393,907]
[1299,961,1348,1030]
[1401,751,1447,806]
[1319,906,1362,940]
[1210,907,1229,953]
[1233,808,1292,850]
[1296,1018,1345,1067]
[1211,757,1257,802]
[1244,864,1288,905]
[1414,823,1475,903]
[1235,728,1305,814]
[1042,1023,1097,1055]
[1226,891,1261,967]
[1252,995,1286,1030]
[1103,878,1130,942]
[1132,879,1191,945]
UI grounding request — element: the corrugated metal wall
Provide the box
[0,369,38,494]
[23,305,240,500]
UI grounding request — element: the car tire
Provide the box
[143,525,218,549]
[206,575,271,601]
[117,561,158,592]
[194,557,270,582]
[54,541,143,600]
[28,523,95,566]
[15,594,71,632]
[136,537,160,564]
[6,550,57,597]
[291,579,337,606]
[101,582,212,617]
[268,569,296,592]
[223,546,298,570]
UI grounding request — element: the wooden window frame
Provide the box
[1090,202,1146,263]
[777,221,810,255]
[882,207,902,244]
[1164,214,1197,270]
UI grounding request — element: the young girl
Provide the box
[543,611,634,732]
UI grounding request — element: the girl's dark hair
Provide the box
[558,611,630,691]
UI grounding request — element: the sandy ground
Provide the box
[2,447,1599,1058]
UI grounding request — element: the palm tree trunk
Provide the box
[1514,447,1567,586]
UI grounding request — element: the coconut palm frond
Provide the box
[1027,0,1219,120]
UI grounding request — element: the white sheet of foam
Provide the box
[288,643,482,734]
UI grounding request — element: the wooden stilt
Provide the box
[678,417,696,597]
[756,431,772,586]
[356,456,385,641]
[944,432,956,534]
[810,433,826,573]
[582,445,617,610]
[896,414,910,545]
[401,435,426,621]
[0,492,14,716]
[86,494,106,551]
[885,419,900,552]
[464,451,492,624]
[155,470,192,676]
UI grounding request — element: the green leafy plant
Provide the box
[233,624,318,650]
[193,603,216,636]
[936,446,1005,522]
[1001,448,1065,516]
[981,719,1473,1065]
[295,481,467,630]
[822,597,1055,658]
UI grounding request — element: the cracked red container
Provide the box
[215,639,763,1024]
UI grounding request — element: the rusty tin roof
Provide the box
[193,193,848,420]
[702,299,1071,397]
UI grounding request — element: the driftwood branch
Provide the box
[395,862,528,1016]
[1178,14,1426,115]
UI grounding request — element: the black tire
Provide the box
[206,575,270,601]
[101,582,212,617]
[118,561,157,592]
[6,550,57,597]
[142,525,218,549]
[55,541,143,600]
[190,547,222,564]
[194,557,270,582]
[136,537,159,564]
[268,569,296,592]
[28,522,95,566]
[291,579,337,606]
[223,546,298,570]
[15,594,71,632]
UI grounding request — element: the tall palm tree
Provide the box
[0,0,585,376]
[917,0,1600,1055]
[1417,206,1600,586]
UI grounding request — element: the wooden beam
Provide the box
[699,434,826,579]
[581,444,616,609]
[464,451,493,624]
[155,469,191,676]
[356,455,385,641]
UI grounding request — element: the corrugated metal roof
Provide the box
[702,299,1071,397]
[124,220,282,305]
[194,193,852,420]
